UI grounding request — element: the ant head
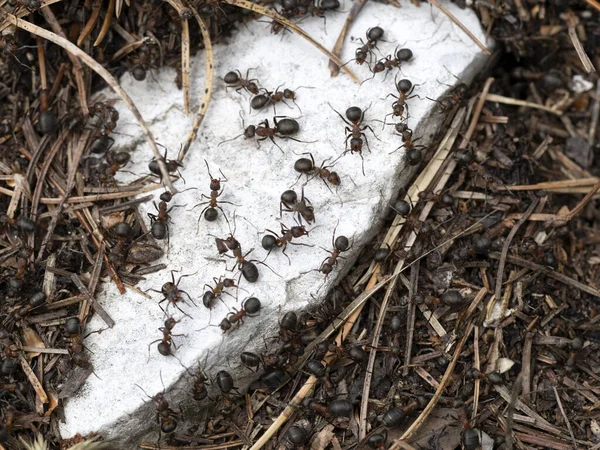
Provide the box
[395,122,410,134]
[244,125,256,138]
[283,88,294,99]
[345,106,362,123]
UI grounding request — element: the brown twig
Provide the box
[327,0,367,76]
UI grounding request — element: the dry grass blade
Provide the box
[77,0,102,46]
[428,0,490,55]
[93,0,115,47]
[178,9,214,162]
[485,93,563,115]
[222,0,360,83]
[565,13,595,73]
[2,13,176,193]
[328,0,367,76]
[181,18,191,115]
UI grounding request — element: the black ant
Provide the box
[148,317,183,358]
[261,222,313,264]
[219,297,261,332]
[220,115,303,152]
[191,160,236,226]
[280,186,315,225]
[202,276,238,309]
[148,270,196,318]
[329,104,377,175]
[293,152,340,193]
[224,68,260,95]
[342,26,384,67]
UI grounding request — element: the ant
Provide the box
[98,150,131,184]
[224,68,260,95]
[329,104,377,175]
[192,160,236,226]
[191,367,209,401]
[107,222,132,270]
[292,153,340,193]
[261,222,312,264]
[136,381,179,437]
[64,317,89,368]
[148,270,196,318]
[219,297,261,333]
[148,148,183,183]
[391,123,425,169]
[91,102,119,136]
[148,191,181,244]
[317,226,350,277]
[382,78,418,125]
[364,48,413,83]
[202,276,238,309]
[211,217,277,283]
[148,317,183,358]
[280,186,315,225]
[428,82,468,112]
[220,116,303,152]
[250,85,312,113]
[343,26,384,67]
[303,398,353,419]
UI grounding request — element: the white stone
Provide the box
[60,1,488,446]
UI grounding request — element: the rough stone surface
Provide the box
[60,1,488,446]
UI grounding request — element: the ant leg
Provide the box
[280,245,292,265]
[268,136,284,153]
[327,103,352,127]
[173,302,193,319]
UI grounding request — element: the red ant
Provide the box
[219,297,261,332]
[341,26,384,67]
[329,104,378,175]
[148,317,183,358]
[261,222,313,264]
[219,115,303,153]
[380,78,419,127]
[390,123,425,166]
[202,276,238,309]
[427,82,468,112]
[224,68,260,95]
[292,152,340,193]
[148,146,183,183]
[317,226,350,277]
[250,85,313,113]
[91,102,119,135]
[191,159,236,227]
[98,150,131,184]
[363,47,413,84]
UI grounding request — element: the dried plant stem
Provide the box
[39,7,89,115]
[2,13,176,193]
[485,93,563,116]
[222,0,360,83]
[428,0,490,55]
[77,0,102,46]
[94,0,115,47]
[392,323,474,444]
[178,9,214,161]
[328,0,367,76]
[181,18,191,115]
[566,14,595,73]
